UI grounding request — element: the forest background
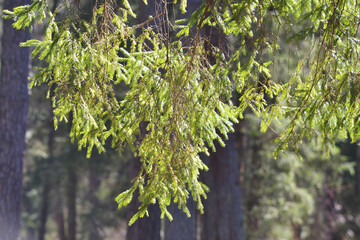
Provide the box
[0,0,360,240]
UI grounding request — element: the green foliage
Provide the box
[4,0,360,223]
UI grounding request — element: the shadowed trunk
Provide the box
[89,158,103,240]
[356,144,360,208]
[67,164,77,240]
[245,135,263,239]
[0,0,30,239]
[38,91,56,240]
[126,154,161,240]
[323,178,336,240]
[55,193,66,240]
[203,133,245,240]
[292,223,302,240]
[165,198,196,240]
[306,190,323,240]
[38,183,50,240]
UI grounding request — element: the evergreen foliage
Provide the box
[4,0,360,223]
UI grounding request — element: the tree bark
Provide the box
[164,198,196,240]
[202,133,245,240]
[67,164,78,240]
[0,0,30,239]
[126,155,161,240]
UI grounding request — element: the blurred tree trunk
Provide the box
[67,164,78,240]
[245,135,262,239]
[89,158,102,240]
[38,183,50,240]
[306,191,323,240]
[354,143,360,238]
[38,91,55,240]
[53,118,65,240]
[292,223,302,240]
[0,0,30,239]
[237,119,248,187]
[356,144,360,207]
[55,193,66,240]
[323,178,336,240]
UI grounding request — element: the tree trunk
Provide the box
[306,190,323,240]
[67,165,77,240]
[126,155,161,240]
[89,158,102,240]
[323,179,336,240]
[55,194,66,240]
[356,144,360,208]
[164,198,196,240]
[0,0,30,239]
[202,133,245,240]
[245,135,262,240]
[38,95,55,240]
[292,223,302,240]
[38,183,50,240]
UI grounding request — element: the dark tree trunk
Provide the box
[54,119,66,240]
[55,194,66,240]
[38,183,50,240]
[202,133,245,240]
[323,179,336,240]
[306,191,323,240]
[292,223,302,240]
[245,135,263,240]
[164,198,196,240]
[38,96,55,240]
[88,159,102,240]
[356,144,360,207]
[67,165,78,240]
[354,143,360,238]
[0,0,30,239]
[126,155,161,240]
